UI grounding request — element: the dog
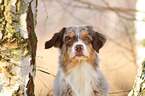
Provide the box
[45,26,109,96]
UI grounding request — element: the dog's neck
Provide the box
[65,61,98,96]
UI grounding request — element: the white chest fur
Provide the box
[66,62,98,96]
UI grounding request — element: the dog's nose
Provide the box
[75,45,83,52]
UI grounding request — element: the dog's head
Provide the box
[45,26,106,68]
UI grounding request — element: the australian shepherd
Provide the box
[45,26,109,96]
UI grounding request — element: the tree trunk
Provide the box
[128,0,145,95]
[128,60,145,96]
[0,0,37,96]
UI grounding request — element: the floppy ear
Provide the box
[92,32,106,53]
[45,27,66,49]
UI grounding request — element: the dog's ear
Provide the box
[87,26,106,53]
[92,32,106,53]
[45,27,66,49]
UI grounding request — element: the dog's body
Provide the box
[45,26,108,96]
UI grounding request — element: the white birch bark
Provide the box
[128,0,145,95]
[0,0,37,96]
[135,0,145,66]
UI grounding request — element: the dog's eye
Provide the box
[65,36,72,42]
[83,36,92,43]
[84,37,89,40]
[84,37,91,41]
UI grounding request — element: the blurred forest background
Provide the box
[34,0,145,96]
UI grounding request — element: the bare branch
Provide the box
[108,90,131,94]
[55,0,92,24]
[73,0,145,13]
[42,0,49,20]
[57,0,145,21]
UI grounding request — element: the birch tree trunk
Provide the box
[128,0,145,95]
[128,60,145,96]
[0,0,37,96]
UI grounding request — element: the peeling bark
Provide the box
[0,0,37,96]
[128,0,145,95]
[26,74,35,96]
[128,60,145,96]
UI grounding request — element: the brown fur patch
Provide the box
[60,28,100,73]
[81,32,93,44]
[60,45,72,73]
[60,39,97,73]
[86,44,98,68]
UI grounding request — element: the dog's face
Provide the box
[45,26,106,70]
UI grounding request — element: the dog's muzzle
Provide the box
[69,39,89,59]
[75,44,84,56]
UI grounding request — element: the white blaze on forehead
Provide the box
[69,39,89,58]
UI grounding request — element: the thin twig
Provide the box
[37,69,56,77]
[108,90,131,94]
[36,65,56,77]
[55,0,92,25]
[73,0,145,13]
[59,0,145,21]
[36,75,50,90]
[107,36,132,52]
[41,0,49,20]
